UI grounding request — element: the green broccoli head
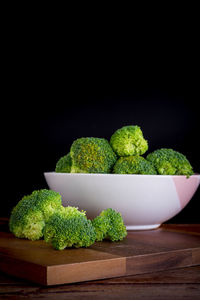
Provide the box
[9,189,62,240]
[92,208,127,242]
[43,206,96,250]
[70,137,117,174]
[110,125,148,156]
[55,153,72,173]
[146,148,194,176]
[113,155,157,175]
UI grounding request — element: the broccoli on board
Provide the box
[92,208,127,242]
[9,189,62,240]
[55,153,72,173]
[110,125,148,157]
[146,148,194,176]
[113,156,157,175]
[43,206,96,250]
[70,137,117,174]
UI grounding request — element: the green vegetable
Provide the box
[70,137,117,174]
[92,208,127,242]
[146,148,194,176]
[9,188,127,250]
[9,189,62,240]
[110,125,148,156]
[55,153,72,173]
[43,206,96,250]
[113,156,157,175]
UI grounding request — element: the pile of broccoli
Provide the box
[55,125,194,176]
[9,189,127,250]
[9,125,194,249]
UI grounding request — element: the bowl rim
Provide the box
[44,172,200,178]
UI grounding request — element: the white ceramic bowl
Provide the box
[44,173,200,230]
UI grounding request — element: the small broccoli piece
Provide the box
[92,208,127,242]
[113,156,157,175]
[91,215,110,241]
[70,137,117,174]
[146,148,194,176]
[110,125,148,156]
[43,206,96,250]
[55,153,72,173]
[9,189,62,240]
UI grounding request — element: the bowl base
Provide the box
[126,224,161,230]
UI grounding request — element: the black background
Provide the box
[2,18,200,223]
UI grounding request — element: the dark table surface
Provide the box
[0,222,200,299]
[0,266,200,299]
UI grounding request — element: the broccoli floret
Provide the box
[110,125,148,156]
[43,206,96,250]
[113,156,157,175]
[55,153,72,173]
[146,148,194,176]
[70,137,117,174]
[9,189,62,240]
[92,208,127,242]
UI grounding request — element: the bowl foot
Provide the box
[126,224,161,230]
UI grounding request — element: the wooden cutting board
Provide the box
[0,222,200,286]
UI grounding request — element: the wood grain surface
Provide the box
[0,221,200,286]
[0,266,200,299]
